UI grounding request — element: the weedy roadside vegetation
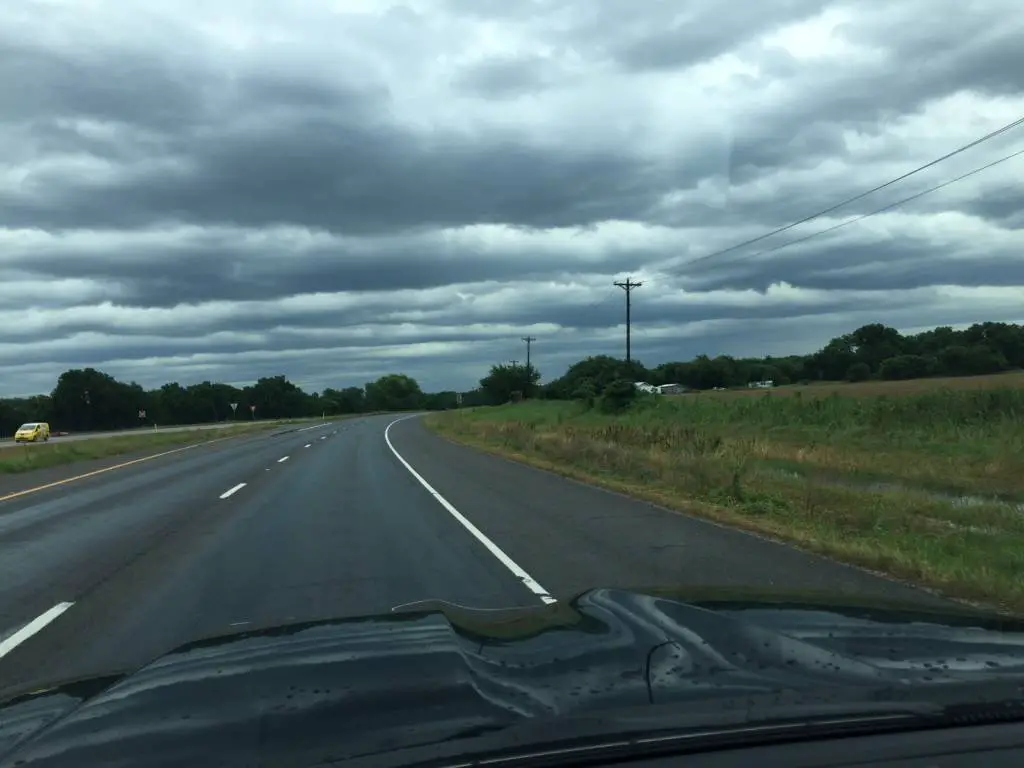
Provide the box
[427,380,1024,613]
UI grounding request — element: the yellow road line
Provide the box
[0,433,243,504]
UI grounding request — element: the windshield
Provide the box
[2,1,1023,765]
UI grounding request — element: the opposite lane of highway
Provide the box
[0,413,947,697]
[0,420,300,451]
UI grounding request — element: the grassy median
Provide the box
[425,386,1024,614]
[0,423,283,474]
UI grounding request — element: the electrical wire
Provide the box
[682,114,1024,269]
[685,145,1024,270]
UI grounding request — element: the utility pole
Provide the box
[521,336,536,370]
[614,277,642,362]
[522,336,536,398]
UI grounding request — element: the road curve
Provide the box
[0,413,947,698]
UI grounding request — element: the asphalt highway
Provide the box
[0,413,949,698]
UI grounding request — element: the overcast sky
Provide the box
[2,0,1024,396]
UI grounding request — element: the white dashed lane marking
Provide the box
[219,483,246,499]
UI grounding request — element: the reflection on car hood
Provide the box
[2,587,1024,767]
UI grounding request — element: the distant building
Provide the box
[657,383,686,394]
[632,382,687,395]
[747,380,775,389]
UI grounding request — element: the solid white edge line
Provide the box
[219,482,247,499]
[278,456,289,463]
[0,602,74,659]
[384,415,557,605]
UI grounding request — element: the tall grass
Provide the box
[426,389,1024,613]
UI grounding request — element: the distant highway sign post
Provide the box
[250,404,256,420]
[230,402,238,420]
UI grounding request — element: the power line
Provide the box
[683,114,1024,269]
[577,286,619,312]
[688,145,1024,270]
[614,278,642,363]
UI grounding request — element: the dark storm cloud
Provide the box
[2,0,1023,395]
[4,228,643,307]
[0,39,200,132]
[0,1,846,240]
[0,272,921,349]
[959,185,1024,229]
[3,111,658,235]
[840,4,1024,98]
[726,6,1024,177]
[5,0,1015,241]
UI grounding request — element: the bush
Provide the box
[598,378,638,414]
[845,362,871,382]
[572,379,598,408]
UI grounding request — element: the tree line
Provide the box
[4,320,1019,434]
[0,369,459,435]
[475,321,1024,404]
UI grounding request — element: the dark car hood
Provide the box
[3,587,1024,767]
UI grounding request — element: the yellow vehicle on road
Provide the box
[14,422,50,443]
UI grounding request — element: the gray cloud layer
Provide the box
[2,0,1023,395]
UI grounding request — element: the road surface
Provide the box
[0,420,301,450]
[0,413,948,698]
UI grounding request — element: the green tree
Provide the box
[879,355,936,380]
[598,378,638,413]
[845,361,871,382]
[850,323,904,372]
[571,378,598,407]
[938,345,1008,376]
[243,375,308,419]
[547,355,647,398]
[51,368,137,431]
[806,337,857,381]
[480,363,540,404]
[423,391,460,410]
[322,386,366,414]
[365,374,424,411]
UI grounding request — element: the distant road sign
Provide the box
[230,402,238,413]
[138,409,146,419]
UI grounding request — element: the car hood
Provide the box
[3,587,1024,767]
